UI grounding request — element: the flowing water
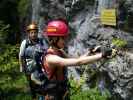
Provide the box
[31,0,40,23]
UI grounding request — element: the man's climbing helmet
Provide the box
[26,22,38,32]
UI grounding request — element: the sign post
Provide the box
[101,9,116,26]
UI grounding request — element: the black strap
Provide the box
[39,38,44,46]
[49,67,57,80]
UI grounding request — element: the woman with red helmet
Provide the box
[43,20,112,100]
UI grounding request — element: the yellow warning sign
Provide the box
[101,9,116,26]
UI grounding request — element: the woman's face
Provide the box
[28,30,38,40]
[57,37,66,49]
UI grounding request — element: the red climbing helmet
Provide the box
[45,20,69,37]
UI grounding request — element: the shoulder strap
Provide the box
[25,39,29,48]
[38,38,44,46]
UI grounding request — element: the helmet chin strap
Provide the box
[53,37,61,49]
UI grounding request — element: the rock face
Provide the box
[69,10,133,99]
[125,0,133,32]
[30,0,133,99]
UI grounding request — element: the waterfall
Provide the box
[31,0,47,39]
[96,0,117,15]
[31,0,40,23]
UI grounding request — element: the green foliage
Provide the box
[0,44,32,100]
[0,44,19,72]
[69,76,110,100]
[70,87,110,100]
[0,20,10,43]
[69,75,86,95]
[17,0,29,18]
[0,72,31,100]
[112,38,127,48]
